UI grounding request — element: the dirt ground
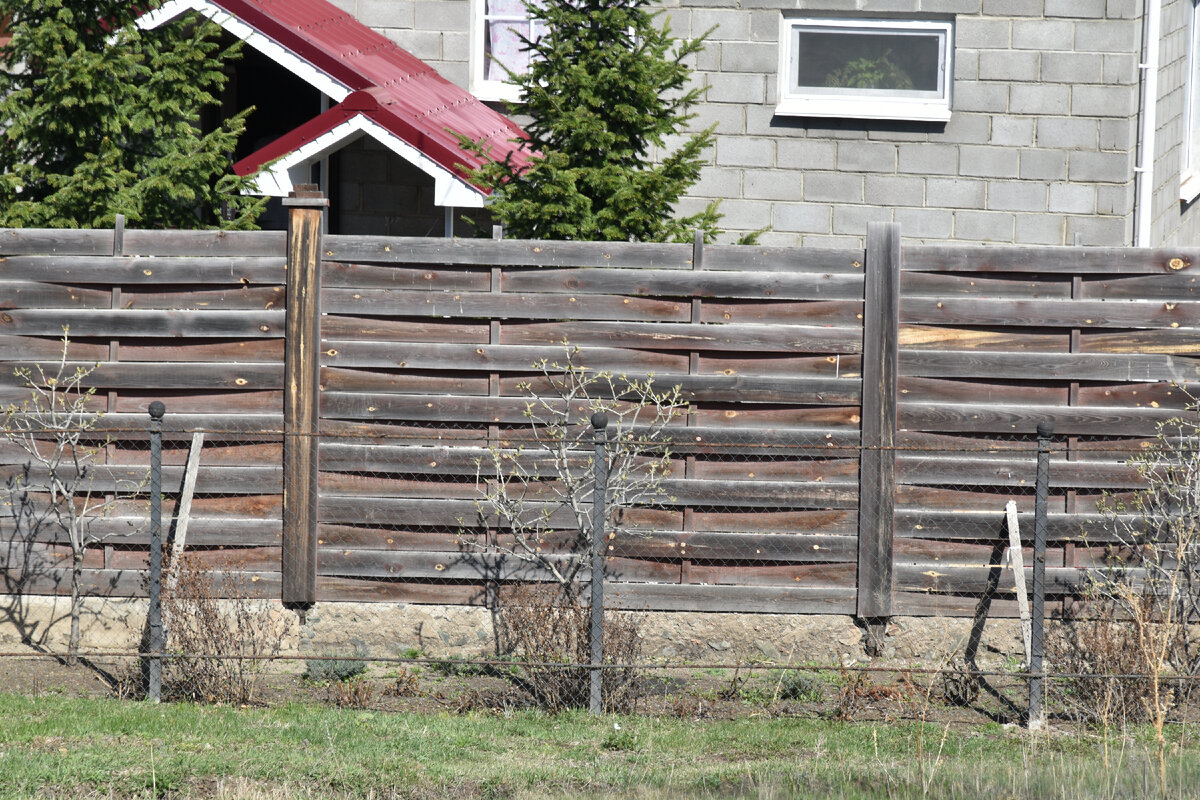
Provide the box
[0,650,1032,726]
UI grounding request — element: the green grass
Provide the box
[1,693,1199,799]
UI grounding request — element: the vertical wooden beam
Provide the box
[857,222,900,654]
[282,185,327,609]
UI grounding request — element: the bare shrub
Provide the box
[497,582,644,713]
[160,554,286,705]
[327,677,376,709]
[1048,615,1160,725]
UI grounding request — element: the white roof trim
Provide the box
[138,0,351,101]
[250,115,487,208]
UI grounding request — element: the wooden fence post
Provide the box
[856,222,900,655]
[282,185,327,609]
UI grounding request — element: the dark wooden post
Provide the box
[282,185,327,609]
[856,222,901,655]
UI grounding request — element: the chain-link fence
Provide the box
[4,407,1200,728]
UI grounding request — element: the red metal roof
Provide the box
[205,0,530,190]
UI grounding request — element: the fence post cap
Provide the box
[1036,422,1053,439]
[148,401,165,421]
[590,412,609,430]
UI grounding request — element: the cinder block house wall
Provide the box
[326,0,1200,248]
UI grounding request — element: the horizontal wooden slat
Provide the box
[502,268,863,300]
[323,236,693,268]
[0,255,285,284]
[608,583,857,613]
[904,246,1200,274]
[322,288,691,321]
[899,401,1185,435]
[501,322,863,353]
[900,350,1200,382]
[0,309,284,337]
[903,298,1200,328]
[1,361,282,390]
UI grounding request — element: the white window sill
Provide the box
[471,80,521,104]
[1181,170,1200,204]
[775,97,951,123]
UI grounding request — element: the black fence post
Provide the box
[590,412,609,715]
[147,401,165,702]
[1030,421,1053,729]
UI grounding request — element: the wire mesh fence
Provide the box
[3,410,1200,727]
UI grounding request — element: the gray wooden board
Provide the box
[0,229,118,256]
[0,256,285,284]
[322,288,691,321]
[499,321,864,353]
[894,510,1139,541]
[899,402,1186,435]
[324,236,693,268]
[607,583,857,613]
[902,297,1200,328]
[501,268,864,300]
[904,246,1200,274]
[0,361,282,390]
[0,309,284,337]
[901,272,1073,298]
[895,454,1143,488]
[321,341,685,371]
[120,230,284,257]
[900,350,1200,382]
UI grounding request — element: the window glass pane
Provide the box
[482,0,544,83]
[794,29,942,95]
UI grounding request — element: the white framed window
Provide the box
[470,0,546,102]
[1182,1,1200,202]
[776,17,953,122]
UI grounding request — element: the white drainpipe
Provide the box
[1135,0,1162,247]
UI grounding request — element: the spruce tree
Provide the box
[0,1,263,229]
[468,0,719,242]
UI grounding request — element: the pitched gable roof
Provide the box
[140,0,531,205]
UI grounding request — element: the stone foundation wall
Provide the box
[0,596,1026,670]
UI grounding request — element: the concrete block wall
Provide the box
[326,0,1200,247]
[334,138,488,237]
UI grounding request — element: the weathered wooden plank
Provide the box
[0,517,281,547]
[501,268,863,300]
[687,562,857,587]
[701,353,862,378]
[321,316,488,343]
[0,255,285,284]
[896,454,1143,488]
[701,245,865,274]
[122,286,287,310]
[857,222,899,621]
[900,350,1200,382]
[92,339,284,363]
[898,377,1066,405]
[903,297,1200,328]
[321,341,687,371]
[691,509,858,535]
[318,472,482,499]
[0,309,284,338]
[699,300,863,326]
[120,229,285,257]
[501,321,863,353]
[322,262,491,291]
[607,582,857,613]
[0,229,117,256]
[1081,329,1200,354]
[316,576,483,604]
[0,361,282,390]
[897,485,1126,514]
[902,271,1072,298]
[1075,382,1195,408]
[317,549,680,583]
[324,235,693,268]
[904,246,1200,275]
[894,510,1136,541]
[322,368,490,396]
[323,288,691,321]
[611,531,858,562]
[282,190,325,607]
[0,281,112,308]
[1081,272,1200,300]
[691,457,860,481]
[894,562,1085,595]
[658,478,857,508]
[0,464,282,493]
[899,325,1068,351]
[892,591,1024,618]
[899,402,1186,435]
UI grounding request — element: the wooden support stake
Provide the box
[282,185,327,609]
[856,222,900,655]
[1005,500,1033,668]
[165,432,205,593]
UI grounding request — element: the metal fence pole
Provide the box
[1029,421,1053,729]
[590,412,609,715]
[147,401,165,702]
